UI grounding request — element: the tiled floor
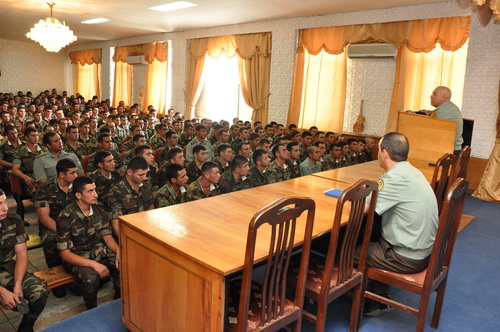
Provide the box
[1,197,114,331]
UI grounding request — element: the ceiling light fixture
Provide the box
[26,2,77,52]
[149,1,197,12]
[81,18,111,25]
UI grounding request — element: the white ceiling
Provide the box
[1,0,452,45]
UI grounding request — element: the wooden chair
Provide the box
[287,179,378,332]
[362,178,468,332]
[451,146,471,181]
[430,153,457,213]
[227,197,316,332]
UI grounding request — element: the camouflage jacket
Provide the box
[298,143,308,163]
[218,170,251,194]
[56,201,114,261]
[12,144,45,177]
[248,165,268,188]
[154,182,187,208]
[87,169,122,210]
[286,160,301,179]
[107,178,153,220]
[79,135,97,153]
[149,135,168,151]
[265,159,291,184]
[0,214,28,264]
[322,154,342,171]
[214,158,230,174]
[178,132,194,147]
[64,141,88,161]
[0,140,23,168]
[186,180,219,201]
[346,151,359,165]
[186,160,202,184]
[34,177,74,233]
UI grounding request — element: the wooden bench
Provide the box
[34,265,77,290]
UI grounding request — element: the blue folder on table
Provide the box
[324,188,343,198]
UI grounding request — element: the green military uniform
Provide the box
[154,183,187,208]
[121,149,135,167]
[149,135,168,151]
[214,158,230,174]
[107,178,153,221]
[185,137,214,162]
[148,164,160,193]
[265,160,291,184]
[78,136,97,154]
[178,132,194,148]
[286,159,301,179]
[300,157,322,176]
[34,177,74,269]
[248,165,268,188]
[433,101,463,151]
[218,170,251,194]
[186,160,202,184]
[298,143,308,163]
[64,141,88,161]
[186,180,219,201]
[208,132,218,145]
[346,151,359,166]
[0,139,23,170]
[0,213,48,329]
[33,150,83,182]
[87,169,122,210]
[158,147,170,166]
[121,139,135,152]
[322,154,341,171]
[230,138,246,152]
[57,202,119,309]
[12,144,45,196]
[86,150,122,173]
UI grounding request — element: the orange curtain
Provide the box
[112,60,132,108]
[112,42,168,63]
[185,33,271,120]
[69,49,102,65]
[70,49,102,100]
[145,59,168,115]
[472,0,500,20]
[288,16,470,131]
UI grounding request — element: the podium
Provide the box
[397,112,456,163]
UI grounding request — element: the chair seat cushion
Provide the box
[369,267,428,286]
[227,279,297,331]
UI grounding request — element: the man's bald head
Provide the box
[431,86,452,107]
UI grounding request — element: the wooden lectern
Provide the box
[397,112,456,163]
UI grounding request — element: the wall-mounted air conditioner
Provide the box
[126,55,148,65]
[347,43,397,58]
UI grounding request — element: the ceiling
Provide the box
[1,0,453,46]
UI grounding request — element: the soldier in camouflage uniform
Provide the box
[121,125,143,153]
[0,125,23,171]
[338,142,351,167]
[219,155,251,194]
[157,131,181,166]
[230,127,250,152]
[157,147,185,185]
[186,161,221,201]
[86,134,122,173]
[57,176,120,310]
[107,156,154,236]
[11,128,45,197]
[185,124,214,162]
[248,149,270,188]
[214,144,233,174]
[265,144,291,184]
[212,129,231,155]
[322,143,343,171]
[186,145,207,184]
[298,131,313,163]
[0,190,48,332]
[154,164,188,208]
[134,145,160,193]
[34,159,78,298]
[285,142,301,179]
[178,124,195,147]
[149,123,168,151]
[78,121,97,153]
[346,138,360,165]
[87,151,121,210]
[121,134,147,167]
[63,125,88,161]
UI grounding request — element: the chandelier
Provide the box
[26,2,77,52]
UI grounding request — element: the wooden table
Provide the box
[119,175,353,332]
[312,159,436,184]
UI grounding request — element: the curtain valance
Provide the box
[298,16,470,55]
[188,32,272,60]
[112,41,168,63]
[472,0,500,21]
[69,49,102,65]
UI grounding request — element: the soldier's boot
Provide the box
[83,291,98,310]
[17,316,35,332]
[52,285,66,298]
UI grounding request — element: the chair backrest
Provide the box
[431,153,457,213]
[237,196,315,331]
[323,179,378,288]
[451,146,471,182]
[81,154,92,173]
[425,178,468,286]
[154,147,163,164]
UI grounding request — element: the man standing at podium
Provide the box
[422,86,463,155]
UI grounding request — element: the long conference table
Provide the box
[118,160,436,331]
